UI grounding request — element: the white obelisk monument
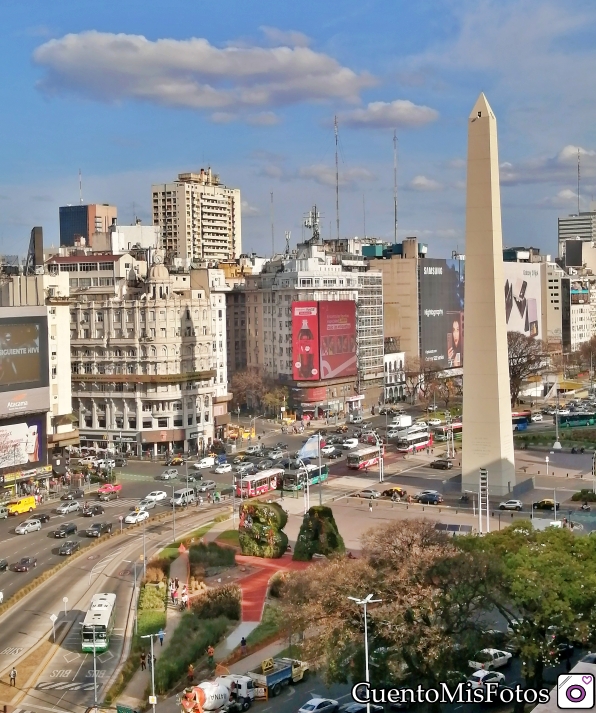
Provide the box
[461,93,516,496]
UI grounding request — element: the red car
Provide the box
[97,483,122,495]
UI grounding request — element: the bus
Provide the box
[512,409,532,431]
[558,412,596,428]
[236,468,283,498]
[81,592,117,652]
[396,431,433,453]
[347,446,384,470]
[433,422,462,441]
[282,465,329,491]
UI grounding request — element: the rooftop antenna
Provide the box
[335,116,340,240]
[393,130,398,244]
[285,230,291,256]
[363,194,366,239]
[304,205,321,244]
[578,148,581,215]
[79,168,83,205]
[270,192,275,257]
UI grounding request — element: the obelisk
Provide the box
[461,93,516,496]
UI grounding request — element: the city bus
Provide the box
[512,409,532,431]
[558,412,596,428]
[282,465,329,491]
[236,468,283,498]
[396,431,433,453]
[81,592,117,653]
[432,422,462,441]
[347,446,384,470]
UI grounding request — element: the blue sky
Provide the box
[1,0,596,259]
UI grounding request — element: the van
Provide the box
[171,488,195,507]
[196,456,216,469]
[7,496,36,515]
[0,506,8,519]
[390,414,412,428]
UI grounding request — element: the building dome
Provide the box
[148,263,169,281]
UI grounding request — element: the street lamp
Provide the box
[553,390,562,450]
[348,594,382,713]
[372,432,384,483]
[141,630,165,713]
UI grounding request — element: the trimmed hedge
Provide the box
[571,489,596,502]
[192,583,241,620]
[293,505,345,561]
[238,501,288,558]
[188,542,236,569]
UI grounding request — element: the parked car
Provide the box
[382,487,407,499]
[214,463,232,474]
[14,556,37,572]
[418,493,444,505]
[85,522,113,537]
[427,418,442,426]
[57,501,81,515]
[145,490,167,502]
[159,468,179,480]
[468,648,513,670]
[299,699,339,713]
[138,499,156,510]
[358,489,381,499]
[468,670,505,690]
[197,480,217,492]
[342,438,359,450]
[95,459,116,470]
[98,491,119,502]
[533,499,560,511]
[60,489,85,501]
[58,540,80,556]
[430,459,453,470]
[55,522,77,538]
[125,510,149,525]
[82,504,105,517]
[499,500,523,511]
[15,519,42,535]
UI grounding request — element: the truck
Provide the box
[390,414,412,428]
[179,676,254,713]
[246,657,309,697]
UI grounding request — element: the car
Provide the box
[339,705,383,713]
[558,408,571,416]
[36,513,51,523]
[95,459,116,470]
[499,500,523,511]
[60,489,85,501]
[418,493,444,505]
[86,522,113,537]
[533,499,560,511]
[55,522,77,538]
[114,457,128,467]
[138,499,156,510]
[15,519,42,535]
[361,422,374,431]
[167,456,186,465]
[245,445,264,455]
[97,483,122,495]
[257,459,274,471]
[214,463,232,474]
[58,540,80,556]
[98,490,118,502]
[468,648,513,670]
[125,510,150,525]
[531,413,543,422]
[320,444,336,456]
[178,473,197,482]
[427,418,442,426]
[414,489,440,501]
[327,449,343,459]
[145,491,167,502]
[233,455,248,464]
[359,489,381,499]
[0,558,8,571]
[197,480,217,492]
[430,459,453,470]
[427,405,439,412]
[382,487,407,499]
[267,449,284,460]
[78,457,98,466]
[82,504,105,517]
[235,462,254,473]
[159,468,179,480]
[386,430,401,439]
[275,442,288,449]
[467,670,505,690]
[342,438,359,449]
[335,425,348,433]
[298,699,339,713]
[57,501,81,515]
[14,557,37,572]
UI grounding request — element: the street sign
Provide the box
[49,614,58,623]
[149,695,157,705]
[119,515,124,521]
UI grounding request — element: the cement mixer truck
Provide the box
[179,675,255,713]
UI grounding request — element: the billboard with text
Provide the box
[319,301,357,379]
[292,302,320,381]
[504,263,542,339]
[0,414,46,473]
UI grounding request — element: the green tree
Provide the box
[261,385,289,416]
[507,331,547,406]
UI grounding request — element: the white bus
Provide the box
[81,592,117,652]
[235,468,283,498]
[396,430,433,453]
[347,446,383,470]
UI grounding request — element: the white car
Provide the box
[558,408,570,416]
[359,489,381,499]
[15,519,42,535]
[245,445,263,455]
[386,429,400,439]
[159,469,178,480]
[427,418,442,426]
[214,463,232,474]
[145,490,167,502]
[530,413,543,422]
[125,510,150,525]
[78,456,98,466]
[468,670,506,690]
[96,459,116,469]
[342,438,359,449]
[138,499,156,510]
[321,444,336,456]
[298,699,339,713]
[57,501,81,514]
[197,480,217,492]
[468,648,513,671]
[499,499,523,511]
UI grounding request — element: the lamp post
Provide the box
[545,455,549,477]
[553,390,562,450]
[295,456,310,514]
[348,594,381,713]
[373,432,384,483]
[142,516,147,578]
[141,631,164,713]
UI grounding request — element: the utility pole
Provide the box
[270,191,275,257]
[335,116,340,240]
[578,148,581,215]
[79,169,83,205]
[393,130,398,244]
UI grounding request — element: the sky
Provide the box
[1,0,596,260]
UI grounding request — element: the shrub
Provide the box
[293,505,345,561]
[144,565,166,584]
[188,542,236,569]
[238,501,288,558]
[192,584,241,620]
[148,556,173,578]
[268,572,288,599]
[138,584,166,612]
[571,489,596,502]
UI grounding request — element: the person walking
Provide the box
[172,589,179,608]
[158,629,165,646]
[369,501,373,514]
[240,637,247,657]
[175,577,179,589]
[140,652,146,670]
[9,667,16,687]
[187,663,195,684]
[171,587,176,605]
[207,645,215,667]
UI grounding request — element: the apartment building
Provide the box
[59,204,118,247]
[151,169,241,264]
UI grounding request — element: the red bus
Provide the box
[396,431,433,453]
[235,468,282,498]
[347,446,384,470]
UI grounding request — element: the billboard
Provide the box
[419,259,465,370]
[504,264,542,339]
[570,279,590,305]
[319,301,357,379]
[0,316,49,417]
[0,414,46,473]
[292,301,320,381]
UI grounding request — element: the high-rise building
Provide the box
[59,204,118,247]
[558,209,596,257]
[151,169,241,264]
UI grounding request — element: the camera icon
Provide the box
[558,674,595,709]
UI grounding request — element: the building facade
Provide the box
[558,209,596,257]
[59,204,118,247]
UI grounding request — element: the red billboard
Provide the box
[319,301,357,379]
[292,302,320,381]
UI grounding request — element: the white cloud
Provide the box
[340,99,438,129]
[210,112,237,124]
[258,164,285,179]
[33,31,376,114]
[241,200,260,217]
[500,145,596,186]
[259,26,311,48]
[539,189,579,208]
[298,163,375,187]
[406,175,443,191]
[247,111,280,126]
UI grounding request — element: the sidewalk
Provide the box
[117,550,189,712]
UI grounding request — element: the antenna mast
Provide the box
[304,205,321,244]
[393,131,398,243]
[335,116,340,240]
[270,191,275,257]
[285,230,291,256]
[363,194,366,238]
[578,148,581,215]
[79,169,83,205]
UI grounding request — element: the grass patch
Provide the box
[215,529,240,547]
[159,523,214,560]
[245,602,283,647]
[189,542,236,569]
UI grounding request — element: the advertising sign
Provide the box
[319,301,357,379]
[504,263,543,339]
[419,259,465,370]
[0,414,46,473]
[570,280,590,305]
[292,302,320,381]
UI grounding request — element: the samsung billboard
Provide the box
[0,315,50,418]
[504,263,543,339]
[419,259,465,370]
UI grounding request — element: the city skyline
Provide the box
[1,0,596,257]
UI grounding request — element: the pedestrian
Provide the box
[171,587,176,605]
[187,663,195,684]
[140,652,146,670]
[240,636,247,657]
[181,592,189,609]
[9,667,16,686]
[369,501,373,514]
[175,577,179,589]
[158,629,165,646]
[207,645,215,667]
[172,589,179,607]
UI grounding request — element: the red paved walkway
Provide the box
[235,553,310,622]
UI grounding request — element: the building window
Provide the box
[143,419,152,429]
[157,418,168,428]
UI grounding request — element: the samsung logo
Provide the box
[424,266,443,275]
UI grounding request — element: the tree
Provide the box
[403,357,430,404]
[579,336,596,376]
[261,385,289,416]
[229,369,266,409]
[426,377,459,410]
[507,331,547,406]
